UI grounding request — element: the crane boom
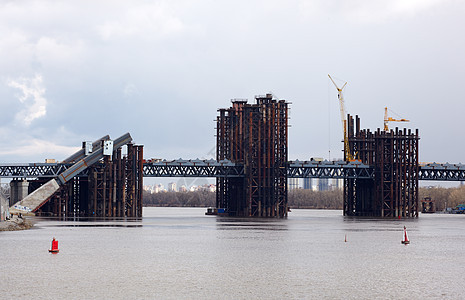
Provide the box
[328,74,353,161]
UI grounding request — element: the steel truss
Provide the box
[418,164,465,181]
[143,160,244,177]
[216,95,289,217]
[344,115,419,217]
[288,161,374,179]
[33,144,144,218]
[4,161,465,181]
[0,163,71,178]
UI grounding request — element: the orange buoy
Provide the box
[49,237,59,253]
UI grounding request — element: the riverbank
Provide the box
[0,216,33,231]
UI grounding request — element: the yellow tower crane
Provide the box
[328,74,354,161]
[383,107,409,131]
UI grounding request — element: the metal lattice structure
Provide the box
[216,94,289,217]
[143,159,244,177]
[34,143,144,218]
[3,161,465,181]
[0,164,72,178]
[288,160,374,179]
[418,164,465,181]
[344,115,419,217]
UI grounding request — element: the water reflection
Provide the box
[33,216,142,222]
[39,224,143,228]
[31,216,143,228]
[215,217,288,231]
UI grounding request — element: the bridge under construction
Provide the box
[6,133,143,218]
[1,94,465,218]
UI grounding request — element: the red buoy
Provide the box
[49,237,59,253]
[401,226,410,245]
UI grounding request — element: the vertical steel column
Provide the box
[216,95,289,217]
[136,145,144,218]
[126,143,136,217]
[116,148,124,217]
[345,114,419,217]
[216,109,228,211]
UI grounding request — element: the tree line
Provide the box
[419,185,465,211]
[143,185,465,211]
[143,190,215,207]
[142,189,343,209]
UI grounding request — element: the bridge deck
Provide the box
[1,160,464,181]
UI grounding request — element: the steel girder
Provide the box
[142,160,244,177]
[287,165,374,179]
[418,167,465,181]
[0,163,72,178]
[2,161,465,181]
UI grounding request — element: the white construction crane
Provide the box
[328,74,354,161]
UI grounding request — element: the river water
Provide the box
[1,208,464,299]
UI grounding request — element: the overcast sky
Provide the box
[1,0,464,182]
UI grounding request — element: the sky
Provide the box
[0,0,464,186]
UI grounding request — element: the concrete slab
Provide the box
[10,179,60,214]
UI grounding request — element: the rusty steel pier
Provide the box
[216,94,289,217]
[38,144,144,218]
[344,115,419,217]
[9,134,145,218]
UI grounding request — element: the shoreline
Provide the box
[0,216,33,231]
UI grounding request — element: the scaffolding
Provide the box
[344,115,419,217]
[35,143,144,218]
[216,94,289,217]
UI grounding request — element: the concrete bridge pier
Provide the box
[9,180,29,206]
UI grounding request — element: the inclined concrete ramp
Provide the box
[9,179,60,215]
[10,133,132,215]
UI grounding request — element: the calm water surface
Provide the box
[1,208,464,299]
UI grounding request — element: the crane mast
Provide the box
[328,74,353,161]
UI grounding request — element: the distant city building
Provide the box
[143,184,166,194]
[318,178,329,191]
[189,184,216,192]
[288,178,299,191]
[145,183,216,193]
[206,184,216,192]
[333,179,343,190]
[155,184,165,193]
[303,178,312,190]
[168,182,177,192]
[303,178,343,191]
